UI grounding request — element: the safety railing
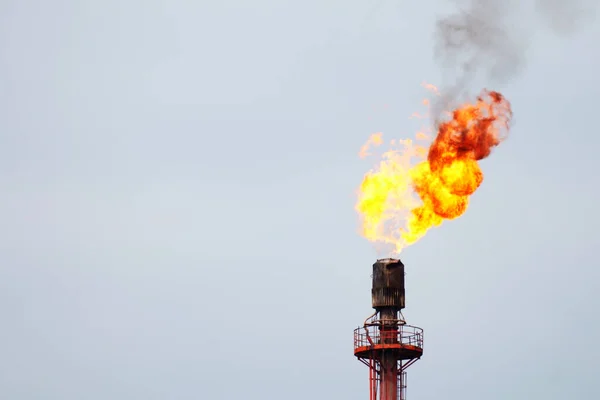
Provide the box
[354,324,423,350]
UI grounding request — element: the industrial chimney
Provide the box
[354,258,423,400]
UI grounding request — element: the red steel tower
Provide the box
[354,258,423,400]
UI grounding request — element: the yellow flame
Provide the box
[355,136,429,253]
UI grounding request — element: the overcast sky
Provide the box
[1,1,599,399]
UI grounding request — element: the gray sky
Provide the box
[1,1,599,399]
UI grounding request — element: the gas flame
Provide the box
[356,88,512,255]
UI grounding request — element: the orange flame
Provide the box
[356,89,512,254]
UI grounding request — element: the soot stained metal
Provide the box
[372,258,405,310]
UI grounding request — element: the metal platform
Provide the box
[354,324,424,361]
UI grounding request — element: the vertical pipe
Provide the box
[379,308,398,400]
[380,357,398,400]
[369,358,374,400]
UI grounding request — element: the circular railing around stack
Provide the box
[354,324,423,360]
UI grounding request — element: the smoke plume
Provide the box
[535,0,598,35]
[433,0,597,114]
